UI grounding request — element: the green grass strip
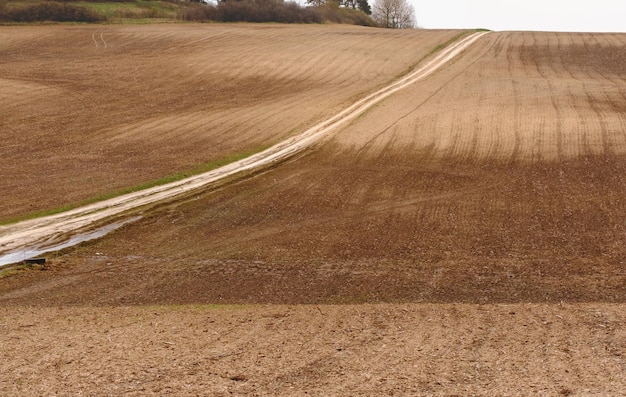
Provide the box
[0,148,267,226]
[1,30,491,226]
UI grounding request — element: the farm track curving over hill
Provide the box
[1,28,626,396]
[0,24,462,221]
[4,31,623,306]
[0,28,486,262]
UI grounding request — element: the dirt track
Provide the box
[15,31,620,306]
[1,27,626,395]
[0,30,487,261]
[0,24,461,221]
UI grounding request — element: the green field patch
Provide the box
[0,261,47,279]
[76,0,181,21]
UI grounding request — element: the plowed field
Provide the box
[0,24,460,221]
[1,28,625,395]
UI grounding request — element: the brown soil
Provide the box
[0,31,486,256]
[0,24,459,221]
[1,29,626,395]
[1,304,624,395]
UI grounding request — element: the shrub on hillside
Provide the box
[218,0,321,23]
[0,0,9,21]
[181,0,322,23]
[315,2,375,26]
[178,2,218,21]
[180,0,374,25]
[2,1,105,22]
[52,0,134,2]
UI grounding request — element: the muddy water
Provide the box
[0,217,141,268]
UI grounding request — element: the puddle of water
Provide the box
[0,216,141,268]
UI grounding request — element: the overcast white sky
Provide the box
[410,0,625,32]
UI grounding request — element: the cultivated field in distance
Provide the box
[1,27,625,395]
[0,24,459,221]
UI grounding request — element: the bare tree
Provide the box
[372,0,415,28]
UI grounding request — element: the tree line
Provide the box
[183,0,373,25]
[305,0,416,28]
[0,0,416,28]
[306,0,371,16]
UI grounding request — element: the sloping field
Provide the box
[336,31,626,162]
[1,30,625,395]
[5,31,622,304]
[0,24,460,221]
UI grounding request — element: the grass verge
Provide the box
[0,262,46,279]
[0,147,268,226]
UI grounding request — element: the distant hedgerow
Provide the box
[217,0,322,23]
[1,1,105,23]
[0,0,376,26]
[179,0,374,25]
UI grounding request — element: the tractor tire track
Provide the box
[0,32,489,265]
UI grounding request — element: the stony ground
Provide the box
[2,304,625,395]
